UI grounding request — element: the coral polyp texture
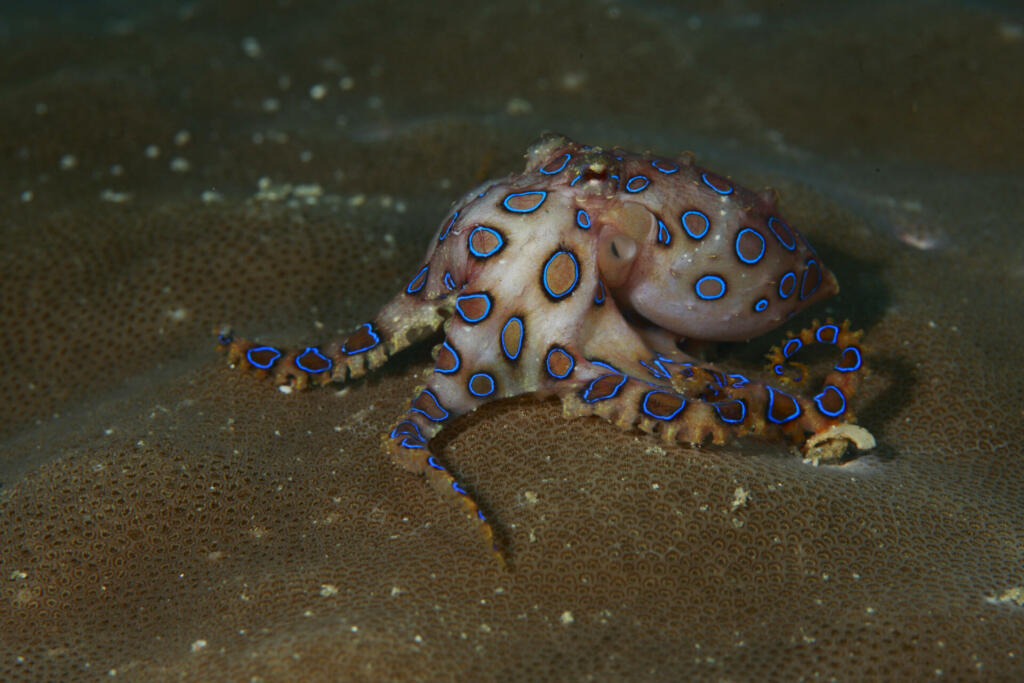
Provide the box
[219,135,871,562]
[1,0,1023,679]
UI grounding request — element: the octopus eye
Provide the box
[598,232,637,287]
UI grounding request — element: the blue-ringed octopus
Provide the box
[218,134,873,566]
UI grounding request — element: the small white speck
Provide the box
[293,184,323,199]
[339,76,355,91]
[560,71,587,92]
[278,385,293,394]
[169,157,191,173]
[167,308,189,322]
[109,164,124,176]
[505,97,532,116]
[189,639,207,653]
[730,486,750,511]
[348,193,366,207]
[299,150,313,163]
[100,189,133,203]
[241,36,262,58]
[413,634,423,643]
[320,584,338,597]
[20,190,33,202]
[309,83,328,100]
[261,97,280,112]
[201,190,223,203]
[560,611,574,625]
[59,154,77,170]
[144,145,160,159]
[524,491,539,504]
[174,130,191,146]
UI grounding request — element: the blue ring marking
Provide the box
[594,281,606,305]
[735,227,766,264]
[800,259,822,300]
[542,250,580,300]
[576,209,591,229]
[400,438,425,450]
[766,386,801,424]
[436,340,461,374]
[695,274,727,300]
[341,322,381,355]
[477,509,486,522]
[390,420,424,441]
[813,385,847,418]
[641,391,685,420]
[773,364,785,376]
[570,173,583,186]
[539,152,570,175]
[783,338,803,358]
[427,456,445,470]
[452,482,467,495]
[439,211,459,242]
[714,399,747,424]
[467,372,496,398]
[815,323,839,344]
[591,360,622,374]
[502,190,547,213]
[639,360,669,380]
[701,172,733,195]
[545,347,575,379]
[767,216,796,250]
[582,373,628,403]
[727,373,750,388]
[246,346,281,369]
[406,265,429,294]
[657,219,672,246]
[500,316,524,361]
[443,271,456,291]
[625,175,650,193]
[681,210,710,239]
[754,298,769,312]
[779,271,797,299]
[835,346,863,372]
[468,226,505,258]
[410,389,449,422]
[295,347,332,373]
[455,292,492,323]
[651,159,678,174]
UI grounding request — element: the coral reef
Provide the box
[1,1,1022,679]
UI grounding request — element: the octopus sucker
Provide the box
[217,134,872,566]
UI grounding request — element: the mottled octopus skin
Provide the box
[218,134,869,565]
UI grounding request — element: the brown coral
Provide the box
[2,0,1023,679]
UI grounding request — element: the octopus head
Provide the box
[595,199,838,342]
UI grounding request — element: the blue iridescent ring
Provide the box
[295,347,331,373]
